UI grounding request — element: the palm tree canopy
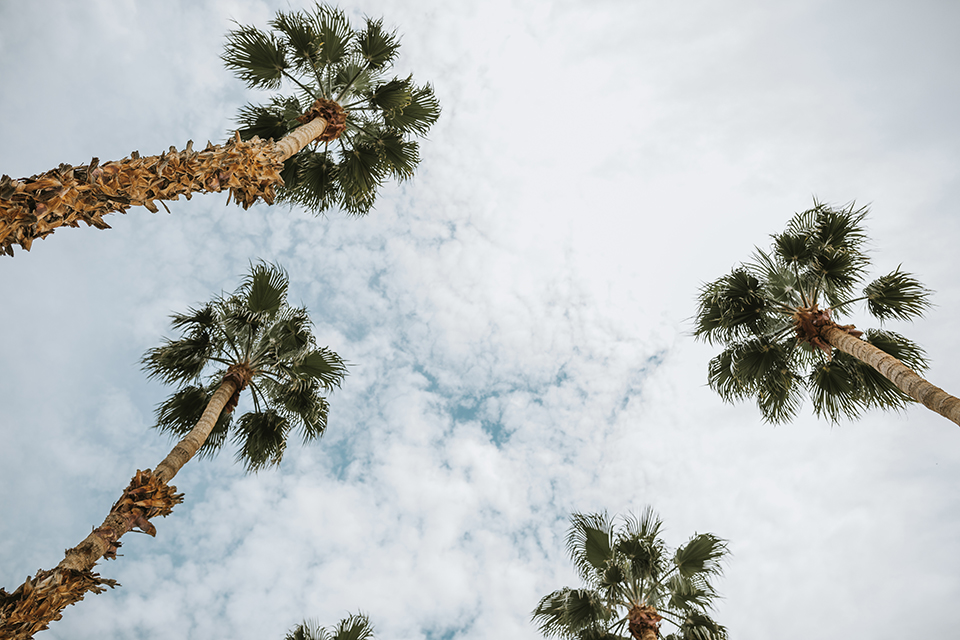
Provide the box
[532,509,728,640]
[694,200,933,423]
[286,613,376,640]
[222,3,441,215]
[142,262,347,471]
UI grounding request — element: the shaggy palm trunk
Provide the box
[823,325,960,426]
[0,377,241,639]
[627,604,662,640]
[0,97,344,256]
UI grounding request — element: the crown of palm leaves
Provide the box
[222,4,440,215]
[694,200,933,423]
[533,509,728,640]
[142,262,348,471]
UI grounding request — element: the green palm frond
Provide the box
[567,512,614,583]
[313,6,350,65]
[356,18,400,70]
[674,611,727,640]
[808,354,864,422]
[271,11,323,78]
[383,83,440,135]
[286,614,374,640]
[224,3,440,217]
[222,24,288,90]
[233,409,290,471]
[245,261,289,314]
[664,574,717,613]
[863,267,933,321]
[673,534,727,578]
[532,588,612,639]
[329,613,376,640]
[142,332,217,385]
[693,270,771,344]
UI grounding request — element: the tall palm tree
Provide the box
[0,3,440,256]
[286,613,376,640]
[0,263,347,639]
[694,200,960,426]
[532,509,728,640]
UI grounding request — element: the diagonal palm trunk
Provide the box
[822,325,960,426]
[0,372,247,639]
[0,99,341,256]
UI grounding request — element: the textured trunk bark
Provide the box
[0,105,334,256]
[274,116,329,162]
[0,380,237,639]
[154,380,237,483]
[627,604,661,640]
[822,325,960,426]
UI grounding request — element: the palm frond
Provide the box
[567,512,614,583]
[286,619,331,640]
[863,267,932,321]
[356,18,400,70]
[674,611,727,640]
[233,409,290,471]
[664,574,717,613]
[673,534,727,578]
[693,270,771,344]
[383,83,441,136]
[532,588,611,639]
[271,11,322,75]
[244,261,289,315]
[808,354,864,422]
[312,5,351,65]
[142,333,215,385]
[222,24,288,90]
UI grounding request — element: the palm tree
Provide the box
[532,509,728,640]
[694,200,960,426]
[286,613,376,640]
[0,3,440,256]
[0,263,347,639]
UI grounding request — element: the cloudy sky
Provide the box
[2,1,959,638]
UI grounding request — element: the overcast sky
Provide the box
[2,1,959,639]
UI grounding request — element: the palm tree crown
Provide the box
[143,262,347,471]
[223,3,441,215]
[532,509,728,640]
[693,200,948,424]
[286,614,376,640]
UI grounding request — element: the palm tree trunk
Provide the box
[823,325,960,426]
[0,107,335,256]
[627,604,662,640]
[0,380,238,639]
